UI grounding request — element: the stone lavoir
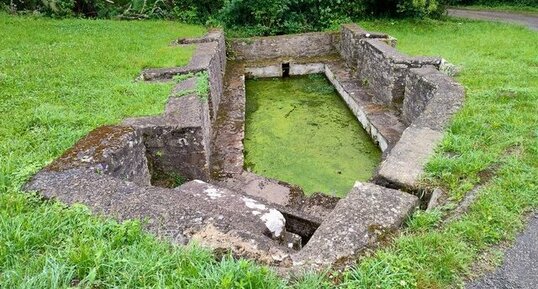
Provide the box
[25,24,464,271]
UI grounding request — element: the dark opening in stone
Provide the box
[282,62,290,77]
[281,211,321,246]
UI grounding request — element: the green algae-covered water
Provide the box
[244,74,381,197]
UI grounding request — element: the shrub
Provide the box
[2,0,447,35]
[218,0,445,36]
[42,0,76,17]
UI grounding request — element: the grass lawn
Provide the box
[1,13,537,288]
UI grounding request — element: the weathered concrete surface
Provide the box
[448,8,538,31]
[375,125,444,190]
[245,65,282,78]
[292,182,418,268]
[141,42,218,81]
[124,80,212,182]
[218,172,292,207]
[172,29,225,45]
[412,72,465,131]
[467,213,538,289]
[217,171,338,226]
[289,63,325,76]
[403,66,465,126]
[46,125,150,186]
[210,62,246,179]
[25,169,298,265]
[141,29,226,120]
[229,32,339,61]
[377,66,463,190]
[338,23,394,66]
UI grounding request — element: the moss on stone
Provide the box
[244,74,381,196]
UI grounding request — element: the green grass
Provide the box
[244,75,381,196]
[337,18,537,288]
[0,13,289,288]
[1,13,537,289]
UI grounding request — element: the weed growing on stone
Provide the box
[172,71,210,100]
[195,71,210,100]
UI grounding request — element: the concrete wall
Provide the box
[338,24,395,67]
[407,67,465,131]
[357,39,441,105]
[124,81,213,182]
[207,29,227,121]
[376,67,464,190]
[229,32,339,61]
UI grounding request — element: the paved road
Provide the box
[447,8,538,31]
[466,213,538,289]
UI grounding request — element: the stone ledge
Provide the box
[140,41,219,81]
[325,61,406,152]
[43,125,151,186]
[358,38,442,104]
[210,63,246,179]
[410,69,465,131]
[291,182,418,268]
[375,125,444,190]
[25,170,298,265]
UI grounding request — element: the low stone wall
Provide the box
[376,67,464,190]
[357,39,441,104]
[338,24,395,66]
[206,30,227,120]
[141,29,226,121]
[123,79,212,181]
[229,32,339,61]
[45,126,151,187]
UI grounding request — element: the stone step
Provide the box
[325,61,406,152]
[291,182,418,268]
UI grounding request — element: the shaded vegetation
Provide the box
[3,0,446,35]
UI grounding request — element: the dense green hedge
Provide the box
[2,0,446,34]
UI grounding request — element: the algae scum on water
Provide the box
[244,74,381,197]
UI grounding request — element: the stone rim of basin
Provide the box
[25,23,464,271]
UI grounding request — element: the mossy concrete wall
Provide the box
[228,32,339,61]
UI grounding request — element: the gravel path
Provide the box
[447,8,538,31]
[466,213,538,289]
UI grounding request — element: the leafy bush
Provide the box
[42,0,76,17]
[2,0,447,35]
[397,0,444,18]
[218,0,444,35]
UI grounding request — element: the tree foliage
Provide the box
[2,0,447,34]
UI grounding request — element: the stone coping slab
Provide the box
[25,168,299,265]
[229,31,339,61]
[375,125,445,191]
[291,182,418,268]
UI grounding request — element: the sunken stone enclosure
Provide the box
[25,24,464,271]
